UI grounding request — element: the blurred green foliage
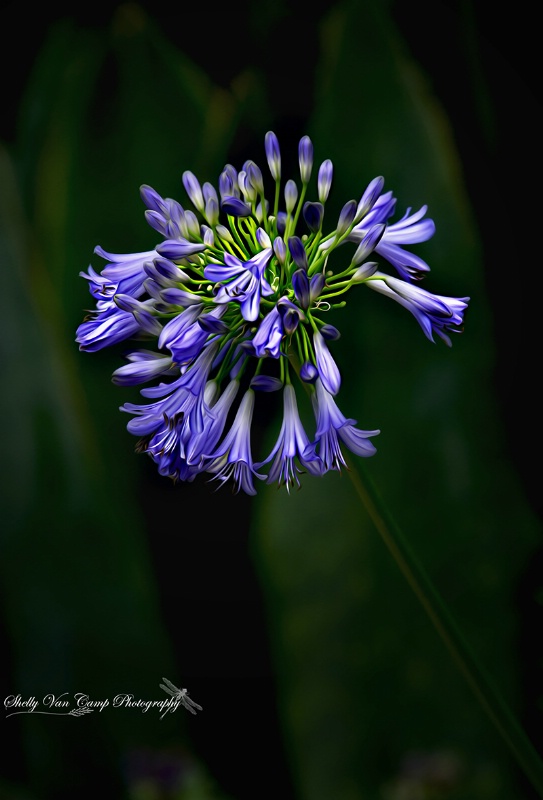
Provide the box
[1,1,541,799]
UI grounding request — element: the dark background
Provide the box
[1,1,542,799]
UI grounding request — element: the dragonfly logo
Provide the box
[159,678,203,715]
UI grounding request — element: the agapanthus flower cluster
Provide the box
[76,131,469,494]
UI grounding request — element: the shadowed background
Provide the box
[1,1,542,798]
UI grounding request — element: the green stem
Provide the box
[288,346,543,795]
[346,457,543,797]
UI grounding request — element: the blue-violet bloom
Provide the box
[76,131,470,494]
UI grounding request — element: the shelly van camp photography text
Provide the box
[5,680,203,720]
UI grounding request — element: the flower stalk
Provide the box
[347,457,543,797]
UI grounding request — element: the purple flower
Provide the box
[121,341,219,442]
[93,246,157,294]
[158,304,226,366]
[112,351,176,386]
[256,385,322,491]
[204,389,265,495]
[205,248,274,322]
[140,379,239,484]
[312,380,380,472]
[252,305,284,358]
[185,379,240,470]
[76,247,157,350]
[366,272,469,346]
[113,295,163,337]
[156,238,206,260]
[76,306,141,352]
[145,408,200,480]
[140,185,187,239]
[314,330,341,395]
[349,192,436,281]
[77,130,469,493]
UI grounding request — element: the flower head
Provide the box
[76,131,470,494]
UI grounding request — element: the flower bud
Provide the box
[288,237,309,271]
[336,200,357,237]
[221,196,252,217]
[299,135,314,184]
[317,159,333,203]
[303,201,324,233]
[350,262,379,282]
[300,362,318,383]
[265,131,281,180]
[182,171,205,213]
[251,375,283,392]
[285,180,298,214]
[354,176,385,223]
[292,269,310,309]
[320,324,341,341]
